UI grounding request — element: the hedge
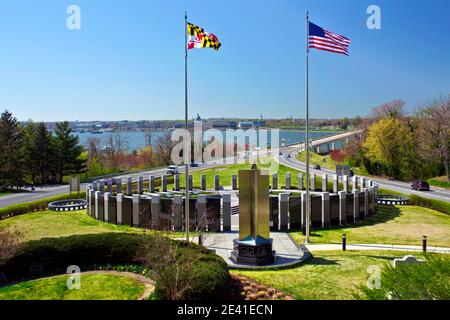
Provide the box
[0,191,86,220]
[408,195,450,215]
[0,233,230,300]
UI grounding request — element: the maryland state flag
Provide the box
[187,22,221,51]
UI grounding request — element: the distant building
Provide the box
[212,121,237,130]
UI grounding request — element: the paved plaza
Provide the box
[203,231,310,269]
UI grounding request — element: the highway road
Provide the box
[278,151,450,203]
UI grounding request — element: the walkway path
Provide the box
[305,243,450,254]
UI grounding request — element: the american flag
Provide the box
[308,22,350,56]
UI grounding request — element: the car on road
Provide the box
[313,164,321,170]
[166,165,179,175]
[190,162,199,168]
[411,180,430,191]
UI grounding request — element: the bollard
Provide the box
[342,234,347,251]
[422,236,427,253]
[198,234,203,247]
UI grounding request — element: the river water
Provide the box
[74,130,341,152]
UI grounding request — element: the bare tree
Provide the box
[86,137,102,161]
[370,99,405,120]
[135,232,207,300]
[155,132,175,166]
[416,96,450,181]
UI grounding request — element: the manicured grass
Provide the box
[234,250,417,300]
[0,274,146,300]
[0,210,140,241]
[428,176,450,189]
[290,205,450,247]
[170,159,339,191]
[297,151,368,176]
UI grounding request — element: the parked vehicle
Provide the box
[411,180,430,191]
[166,165,179,175]
[313,164,321,170]
[190,162,199,168]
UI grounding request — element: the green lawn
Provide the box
[297,151,369,176]
[0,210,141,241]
[428,176,450,189]
[234,250,424,300]
[0,274,146,300]
[290,205,450,247]
[170,160,338,190]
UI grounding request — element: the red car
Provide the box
[411,180,430,191]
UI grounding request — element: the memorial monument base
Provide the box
[230,236,275,266]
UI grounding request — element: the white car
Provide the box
[166,165,179,175]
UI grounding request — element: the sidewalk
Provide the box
[305,243,450,254]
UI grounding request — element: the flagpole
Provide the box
[184,12,190,241]
[305,11,311,244]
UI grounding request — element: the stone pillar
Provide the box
[201,175,207,190]
[232,175,238,190]
[174,174,180,191]
[364,188,369,218]
[161,175,167,192]
[222,193,231,232]
[360,177,366,191]
[301,193,307,231]
[298,173,304,190]
[104,192,111,222]
[173,195,183,231]
[214,175,220,191]
[322,174,328,192]
[132,194,141,227]
[151,194,160,230]
[99,180,105,194]
[188,175,193,190]
[279,193,289,231]
[88,189,94,217]
[374,185,379,199]
[321,192,330,228]
[343,175,349,193]
[339,191,347,225]
[197,195,207,231]
[285,173,291,190]
[352,176,358,192]
[310,173,316,191]
[116,178,122,194]
[137,176,144,194]
[149,176,155,193]
[85,188,90,214]
[94,191,100,219]
[333,174,338,193]
[126,177,133,196]
[272,174,278,190]
[353,189,359,223]
[116,193,124,225]
[107,180,113,193]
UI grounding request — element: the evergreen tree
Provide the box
[33,122,56,184]
[0,110,25,190]
[54,121,86,183]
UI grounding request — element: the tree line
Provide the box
[0,110,86,190]
[345,96,450,181]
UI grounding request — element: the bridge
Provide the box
[282,129,364,154]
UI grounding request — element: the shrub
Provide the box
[357,254,450,300]
[408,195,450,215]
[0,233,230,300]
[0,191,86,220]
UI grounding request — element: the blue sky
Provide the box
[0,0,449,121]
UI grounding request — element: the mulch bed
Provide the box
[227,274,294,300]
